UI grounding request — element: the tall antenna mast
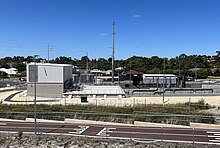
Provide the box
[112,21,115,83]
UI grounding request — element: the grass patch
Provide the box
[0,99,215,125]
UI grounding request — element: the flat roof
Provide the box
[65,85,125,95]
[143,74,176,77]
[27,63,72,67]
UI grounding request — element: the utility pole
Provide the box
[47,44,53,63]
[112,21,115,84]
[162,58,165,105]
[34,55,39,135]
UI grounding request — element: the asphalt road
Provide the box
[0,121,220,145]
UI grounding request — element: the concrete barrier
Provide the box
[0,118,25,122]
[25,118,65,123]
[190,122,220,129]
[65,118,133,126]
[134,121,190,128]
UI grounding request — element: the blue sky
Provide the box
[0,0,220,60]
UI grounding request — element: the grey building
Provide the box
[27,63,73,97]
[143,74,177,88]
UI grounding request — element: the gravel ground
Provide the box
[0,133,219,148]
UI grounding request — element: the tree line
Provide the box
[0,53,220,78]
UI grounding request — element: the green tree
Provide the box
[15,63,26,73]
[195,68,212,79]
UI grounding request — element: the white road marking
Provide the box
[96,127,106,136]
[209,140,220,143]
[0,126,75,131]
[69,125,89,134]
[96,127,116,136]
[0,131,18,134]
[207,131,220,134]
[131,138,160,143]
[207,131,220,144]
[208,135,220,138]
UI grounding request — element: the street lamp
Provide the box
[34,55,39,135]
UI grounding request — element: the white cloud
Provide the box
[132,15,141,18]
[98,33,110,36]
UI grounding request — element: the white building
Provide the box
[27,63,73,97]
[0,68,18,76]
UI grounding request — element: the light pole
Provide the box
[34,55,39,135]
[162,58,165,105]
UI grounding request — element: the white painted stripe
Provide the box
[0,131,18,134]
[209,140,220,143]
[78,126,89,134]
[163,140,193,144]
[106,127,116,133]
[194,141,220,145]
[0,126,76,131]
[207,131,220,134]
[208,135,220,138]
[131,138,161,143]
[71,126,89,134]
[97,128,106,136]
[22,132,75,136]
